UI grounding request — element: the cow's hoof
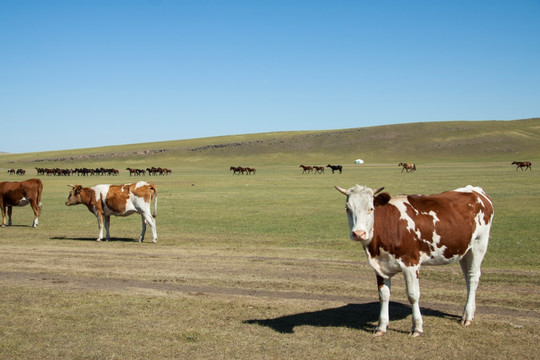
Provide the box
[409,330,423,337]
[461,319,472,326]
[373,330,386,337]
[96,239,101,242]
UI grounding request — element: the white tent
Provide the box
[354,159,364,164]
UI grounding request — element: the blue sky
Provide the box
[1,0,539,153]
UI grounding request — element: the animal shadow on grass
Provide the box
[51,236,138,242]
[244,302,459,334]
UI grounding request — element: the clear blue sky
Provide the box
[1,0,539,153]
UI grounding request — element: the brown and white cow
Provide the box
[0,179,43,227]
[335,184,493,336]
[65,181,158,243]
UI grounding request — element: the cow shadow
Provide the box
[244,302,460,334]
[50,236,138,242]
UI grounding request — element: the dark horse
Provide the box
[327,164,342,174]
[511,161,531,171]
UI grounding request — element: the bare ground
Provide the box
[1,245,538,321]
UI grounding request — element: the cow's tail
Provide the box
[151,185,158,218]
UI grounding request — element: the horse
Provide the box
[398,162,416,173]
[126,168,138,176]
[313,166,325,174]
[299,165,313,174]
[511,161,531,171]
[326,164,342,174]
[230,166,246,175]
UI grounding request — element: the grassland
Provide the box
[1,119,539,359]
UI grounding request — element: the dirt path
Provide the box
[2,269,537,321]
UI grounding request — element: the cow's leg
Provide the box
[0,204,5,227]
[141,212,157,243]
[139,214,147,242]
[403,267,423,336]
[96,214,104,241]
[459,236,488,326]
[30,200,40,227]
[104,216,111,241]
[7,206,13,226]
[375,275,391,336]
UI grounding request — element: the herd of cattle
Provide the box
[1,178,158,243]
[0,159,532,336]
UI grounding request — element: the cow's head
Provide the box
[335,185,390,243]
[65,185,84,206]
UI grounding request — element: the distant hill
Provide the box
[1,118,539,167]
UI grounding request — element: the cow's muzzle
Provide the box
[351,230,368,241]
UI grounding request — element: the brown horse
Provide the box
[299,165,313,174]
[511,161,531,171]
[398,162,416,173]
[313,166,325,174]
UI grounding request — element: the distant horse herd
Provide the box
[5,167,173,176]
[229,166,256,175]
[5,161,532,179]
[299,164,343,174]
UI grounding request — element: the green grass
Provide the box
[1,119,539,359]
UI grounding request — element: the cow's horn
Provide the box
[335,186,348,195]
[67,184,75,188]
[373,187,385,195]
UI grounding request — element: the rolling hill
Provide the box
[1,118,539,168]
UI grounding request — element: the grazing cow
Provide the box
[335,184,493,336]
[65,181,158,243]
[327,164,342,174]
[511,161,531,171]
[398,162,416,173]
[0,179,43,227]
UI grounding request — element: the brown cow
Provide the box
[0,179,43,227]
[65,181,158,242]
[335,185,493,336]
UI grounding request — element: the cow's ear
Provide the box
[374,192,391,207]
